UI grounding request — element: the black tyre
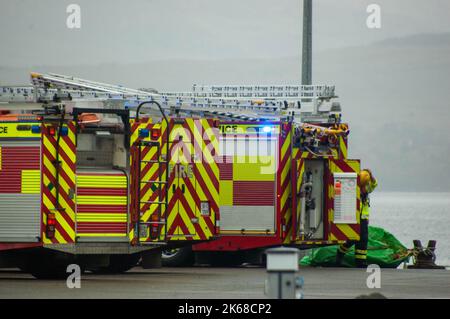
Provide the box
[29,264,70,279]
[207,252,244,267]
[91,253,141,274]
[25,251,81,280]
[161,247,195,267]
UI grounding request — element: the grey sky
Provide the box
[1,1,450,191]
[1,0,450,66]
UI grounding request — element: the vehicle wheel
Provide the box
[161,247,195,267]
[91,253,141,274]
[26,252,80,280]
[208,252,244,267]
[29,265,70,279]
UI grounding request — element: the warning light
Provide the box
[149,214,160,239]
[60,126,68,136]
[31,125,41,134]
[48,126,56,136]
[139,128,149,138]
[46,213,57,238]
[47,213,56,225]
[151,128,161,140]
[262,126,272,133]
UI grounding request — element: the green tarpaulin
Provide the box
[300,226,411,268]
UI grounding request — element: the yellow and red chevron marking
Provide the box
[326,159,360,242]
[41,122,76,244]
[300,150,314,159]
[162,118,218,241]
[129,118,219,243]
[140,129,169,242]
[76,172,128,237]
[179,118,218,240]
[289,157,305,242]
[277,123,294,244]
[130,118,164,242]
[129,118,165,242]
[338,135,348,159]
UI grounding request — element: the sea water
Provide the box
[370,192,450,266]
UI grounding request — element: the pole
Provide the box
[302,0,312,85]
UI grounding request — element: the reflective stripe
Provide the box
[355,249,367,254]
[355,254,367,260]
[339,247,349,253]
[361,203,370,220]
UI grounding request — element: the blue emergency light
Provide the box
[60,126,69,136]
[263,126,272,133]
[139,128,150,138]
[31,125,41,134]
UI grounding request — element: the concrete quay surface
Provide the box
[0,266,448,299]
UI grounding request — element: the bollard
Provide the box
[265,247,304,299]
[408,239,445,269]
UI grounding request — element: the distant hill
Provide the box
[374,32,450,48]
[1,33,449,191]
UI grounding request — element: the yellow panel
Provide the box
[21,170,40,194]
[0,123,41,138]
[76,175,127,188]
[77,213,127,222]
[233,156,276,181]
[220,180,233,206]
[77,195,127,205]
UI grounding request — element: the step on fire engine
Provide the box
[0,73,361,271]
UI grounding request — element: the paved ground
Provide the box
[0,266,448,299]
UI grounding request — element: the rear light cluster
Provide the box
[46,213,57,238]
[48,126,56,136]
[151,128,160,140]
[149,214,160,240]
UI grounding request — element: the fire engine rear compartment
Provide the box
[218,124,278,235]
[0,140,41,243]
[75,127,130,241]
[187,121,361,266]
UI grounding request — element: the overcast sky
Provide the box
[1,0,450,66]
[1,0,450,191]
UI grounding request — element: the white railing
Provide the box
[190,84,335,99]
